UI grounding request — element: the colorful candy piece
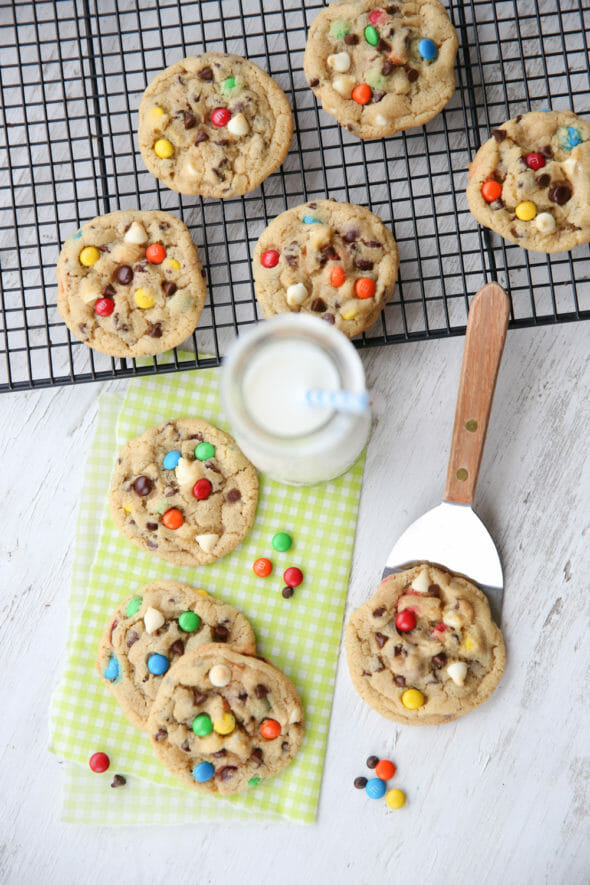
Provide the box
[178,610,201,632]
[351,84,372,105]
[272,531,292,552]
[302,215,322,224]
[283,566,303,587]
[165,257,181,270]
[515,200,537,221]
[248,776,262,787]
[163,450,181,470]
[104,654,119,682]
[134,288,155,309]
[192,478,212,500]
[364,25,379,46]
[330,265,346,287]
[193,713,213,736]
[193,761,215,782]
[133,475,152,496]
[329,18,351,39]
[115,265,133,285]
[125,595,143,616]
[253,557,273,577]
[418,38,437,60]
[72,230,82,239]
[211,107,231,127]
[525,152,545,170]
[209,664,231,687]
[213,712,236,735]
[395,609,416,632]
[354,776,368,789]
[375,759,396,780]
[369,9,385,24]
[386,788,406,809]
[281,587,294,599]
[162,508,183,529]
[148,653,169,675]
[110,774,126,788]
[95,297,115,317]
[260,719,282,739]
[354,278,376,299]
[366,755,379,769]
[556,125,583,150]
[146,243,166,264]
[89,752,110,773]
[401,688,425,709]
[154,138,174,158]
[195,441,215,460]
[365,777,386,799]
[261,249,280,268]
[223,76,236,90]
[79,246,100,266]
[481,180,502,202]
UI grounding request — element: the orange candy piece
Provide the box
[330,266,346,287]
[355,277,376,299]
[260,718,281,739]
[351,84,372,105]
[146,243,166,264]
[481,180,502,202]
[162,508,183,529]
[253,557,273,577]
[375,759,396,781]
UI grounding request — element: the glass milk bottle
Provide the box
[221,314,371,485]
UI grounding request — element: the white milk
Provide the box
[221,315,371,485]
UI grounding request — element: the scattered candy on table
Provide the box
[365,777,386,799]
[354,776,368,789]
[386,788,406,810]
[354,754,407,811]
[89,752,110,773]
[147,653,169,675]
[110,774,126,788]
[366,755,379,769]
[283,566,303,588]
[281,586,294,599]
[253,557,273,577]
[375,759,396,781]
[272,531,292,552]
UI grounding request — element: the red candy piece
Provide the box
[351,84,372,105]
[375,759,396,781]
[146,243,166,264]
[260,718,282,739]
[261,249,280,268]
[525,152,545,170]
[253,557,273,577]
[283,566,303,588]
[369,8,385,24]
[95,297,115,317]
[433,622,448,634]
[395,609,416,632]
[211,107,231,127]
[89,752,110,773]
[481,180,502,202]
[193,478,212,500]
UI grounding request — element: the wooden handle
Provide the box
[444,282,510,505]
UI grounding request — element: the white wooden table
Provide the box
[1,320,588,884]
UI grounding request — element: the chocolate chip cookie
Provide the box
[109,418,258,566]
[304,0,458,140]
[138,53,294,198]
[56,210,206,358]
[97,581,256,730]
[253,199,399,337]
[146,644,305,794]
[466,110,590,253]
[346,564,505,725]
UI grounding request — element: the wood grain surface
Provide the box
[1,321,589,885]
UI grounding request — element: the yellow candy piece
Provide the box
[79,246,100,267]
[123,505,132,513]
[341,310,358,320]
[460,636,475,652]
[196,589,209,597]
[515,200,537,221]
[213,713,235,735]
[154,138,174,159]
[150,105,165,119]
[165,257,181,271]
[134,288,154,309]
[401,688,425,710]
[386,788,406,810]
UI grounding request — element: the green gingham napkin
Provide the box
[49,367,365,824]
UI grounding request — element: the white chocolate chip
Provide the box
[124,221,149,244]
[309,225,332,250]
[560,156,578,177]
[535,211,557,234]
[286,282,308,307]
[332,76,355,99]
[209,664,231,687]
[144,606,165,634]
[175,456,203,487]
[375,114,388,126]
[411,569,430,594]
[442,611,462,629]
[79,276,102,304]
[227,112,249,137]
[327,51,351,73]
[195,533,219,553]
[109,241,144,264]
[446,661,468,686]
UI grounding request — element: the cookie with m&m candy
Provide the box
[303,0,458,139]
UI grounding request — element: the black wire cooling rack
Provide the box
[0,0,589,392]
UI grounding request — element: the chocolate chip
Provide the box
[344,33,359,45]
[218,765,238,781]
[145,521,158,531]
[238,691,248,702]
[169,639,184,656]
[198,66,213,81]
[509,227,523,238]
[215,139,230,147]
[126,630,139,648]
[183,110,197,129]
[354,776,368,789]
[154,728,167,741]
[115,264,133,285]
[78,323,87,337]
[133,475,152,496]
[428,584,441,597]
[536,173,550,188]
[381,60,394,76]
[281,741,290,752]
[101,284,115,299]
[146,539,158,549]
[135,263,146,272]
[249,748,263,767]
[362,239,383,248]
[309,77,319,87]
[255,684,269,698]
[213,624,229,642]
[491,128,506,142]
[372,607,386,618]
[394,674,406,686]
[164,485,178,497]
[311,297,327,312]
[282,586,294,598]
[549,182,571,205]
[490,198,504,210]
[377,38,390,52]
[540,144,554,158]
[213,168,225,180]
[308,202,317,209]
[188,432,204,441]
[206,460,221,473]
[193,689,207,705]
[180,740,191,751]
[213,749,227,758]
[386,4,399,11]
[407,68,419,82]
[374,632,388,648]
[194,130,209,145]
[147,322,162,338]
[355,257,374,270]
[342,228,358,243]
[159,222,169,230]
[393,645,407,657]
[110,774,126,788]
[227,488,241,502]
[322,313,335,325]
[432,652,447,668]
[366,755,379,769]
[284,252,298,268]
[162,281,177,297]
[372,91,385,103]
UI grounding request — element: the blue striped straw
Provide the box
[304,388,370,414]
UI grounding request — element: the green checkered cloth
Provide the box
[49,367,365,824]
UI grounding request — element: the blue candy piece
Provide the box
[104,654,119,682]
[365,777,387,799]
[147,653,169,676]
[418,38,437,60]
[72,230,82,239]
[557,125,583,150]
[193,761,215,783]
[163,450,181,470]
[302,215,321,224]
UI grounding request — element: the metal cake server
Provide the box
[382,282,510,625]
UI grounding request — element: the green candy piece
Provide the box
[195,441,215,461]
[125,595,142,617]
[223,76,236,90]
[193,713,213,737]
[272,531,292,552]
[365,67,384,90]
[329,18,351,40]
[248,777,262,787]
[364,24,379,45]
[179,610,201,632]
